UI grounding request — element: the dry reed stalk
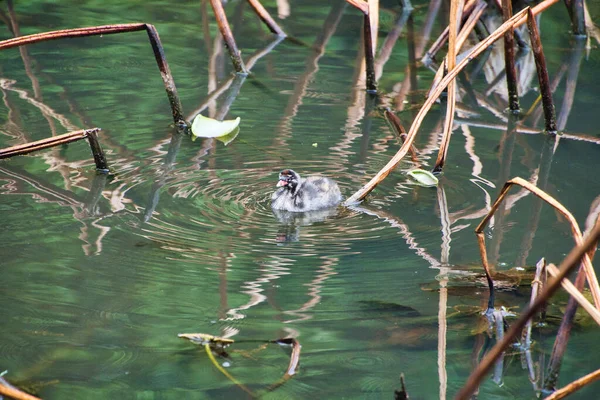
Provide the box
[346,0,377,92]
[344,0,561,204]
[209,0,248,74]
[0,377,41,400]
[544,368,600,399]
[454,221,600,399]
[527,9,558,134]
[433,0,463,173]
[522,258,546,347]
[455,1,488,52]
[547,264,600,326]
[0,24,184,126]
[503,0,520,112]
[246,0,287,36]
[384,109,419,164]
[0,128,96,157]
[422,0,478,63]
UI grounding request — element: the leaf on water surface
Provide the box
[407,169,439,187]
[178,332,235,348]
[216,127,240,146]
[191,114,241,139]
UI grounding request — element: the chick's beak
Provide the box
[277,179,287,187]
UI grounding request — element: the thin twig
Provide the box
[544,368,600,399]
[246,0,287,36]
[209,0,248,74]
[527,8,557,134]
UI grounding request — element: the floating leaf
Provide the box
[191,114,241,138]
[407,169,439,187]
[216,127,240,146]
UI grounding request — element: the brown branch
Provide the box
[544,368,600,400]
[503,0,520,112]
[547,263,600,326]
[0,128,97,158]
[433,0,463,173]
[0,376,41,400]
[0,24,185,126]
[246,0,287,36]
[527,8,558,134]
[209,0,248,74]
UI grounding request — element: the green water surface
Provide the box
[1,0,600,398]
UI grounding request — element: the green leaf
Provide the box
[215,127,240,146]
[191,114,241,138]
[407,169,439,187]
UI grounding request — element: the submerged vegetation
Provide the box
[1,0,600,398]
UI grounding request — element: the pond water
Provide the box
[1,0,600,398]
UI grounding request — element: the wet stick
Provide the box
[455,222,600,400]
[346,0,377,92]
[208,0,248,75]
[503,0,520,112]
[545,368,600,399]
[565,0,586,36]
[0,24,185,126]
[527,9,558,134]
[422,0,477,63]
[246,0,287,37]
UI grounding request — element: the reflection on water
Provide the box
[272,206,341,243]
[1,0,600,398]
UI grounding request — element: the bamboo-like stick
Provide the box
[346,0,377,92]
[454,222,600,400]
[344,0,560,204]
[86,129,109,172]
[0,128,99,158]
[565,0,587,36]
[544,368,600,399]
[384,108,419,164]
[363,13,377,93]
[0,376,41,400]
[422,0,478,63]
[547,264,600,326]
[209,0,248,74]
[0,24,185,126]
[246,0,287,37]
[502,0,520,112]
[522,258,546,347]
[527,8,558,134]
[433,0,463,173]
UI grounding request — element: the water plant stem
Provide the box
[209,0,249,75]
[246,0,287,37]
[503,0,520,113]
[527,9,558,134]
